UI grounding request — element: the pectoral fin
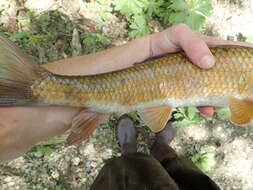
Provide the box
[229,97,253,125]
[67,110,108,145]
[138,105,173,132]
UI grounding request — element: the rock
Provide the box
[24,0,59,13]
[72,157,81,166]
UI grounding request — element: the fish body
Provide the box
[32,46,253,111]
[1,34,253,144]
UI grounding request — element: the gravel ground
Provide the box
[0,0,253,190]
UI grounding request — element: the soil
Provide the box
[0,0,253,190]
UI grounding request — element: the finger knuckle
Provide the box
[174,23,189,30]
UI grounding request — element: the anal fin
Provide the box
[229,97,253,125]
[67,109,108,145]
[138,105,173,132]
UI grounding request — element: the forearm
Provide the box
[43,24,253,76]
[43,35,151,75]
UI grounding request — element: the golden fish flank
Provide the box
[1,33,253,145]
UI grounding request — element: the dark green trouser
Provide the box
[90,147,221,190]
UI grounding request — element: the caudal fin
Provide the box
[0,34,47,106]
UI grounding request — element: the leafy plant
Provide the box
[215,107,230,120]
[166,0,212,30]
[8,32,50,45]
[25,145,53,159]
[8,32,29,39]
[128,15,150,39]
[29,34,51,44]
[37,145,53,156]
[114,0,147,19]
[229,32,253,43]
[113,0,212,39]
[191,146,216,172]
[236,32,247,42]
[82,32,111,53]
[173,107,204,127]
[7,33,50,55]
[113,0,149,38]
[146,0,165,18]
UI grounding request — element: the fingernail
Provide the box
[200,55,215,68]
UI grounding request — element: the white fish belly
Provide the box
[86,94,240,114]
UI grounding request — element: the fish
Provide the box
[1,34,253,145]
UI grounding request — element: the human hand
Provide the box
[0,106,79,161]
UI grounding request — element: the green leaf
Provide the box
[177,107,186,114]
[82,32,111,53]
[146,0,164,17]
[173,107,203,127]
[191,146,216,172]
[9,32,29,39]
[169,0,188,11]
[37,145,53,156]
[129,14,150,38]
[167,0,212,31]
[186,107,197,120]
[215,108,230,120]
[169,11,188,24]
[186,12,205,30]
[173,113,183,119]
[130,14,146,29]
[114,0,146,18]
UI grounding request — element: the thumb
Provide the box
[158,24,215,69]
